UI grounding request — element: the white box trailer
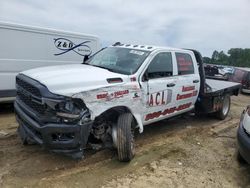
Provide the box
[0,22,101,102]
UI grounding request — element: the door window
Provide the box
[147,52,173,79]
[176,53,194,75]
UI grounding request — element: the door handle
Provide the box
[167,83,175,87]
[193,80,199,83]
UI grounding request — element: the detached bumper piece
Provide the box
[237,121,250,164]
[15,102,92,159]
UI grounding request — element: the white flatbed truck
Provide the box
[14,43,241,161]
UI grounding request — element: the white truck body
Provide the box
[15,44,240,161]
[0,22,101,102]
[22,45,200,133]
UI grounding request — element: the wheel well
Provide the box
[95,106,137,125]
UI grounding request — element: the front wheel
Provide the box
[215,95,231,120]
[116,113,135,162]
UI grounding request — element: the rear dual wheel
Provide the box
[215,95,231,120]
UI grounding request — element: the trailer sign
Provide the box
[54,38,92,56]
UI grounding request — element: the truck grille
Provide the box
[16,77,41,97]
[16,76,46,115]
[17,90,46,114]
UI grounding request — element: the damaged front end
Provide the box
[15,74,92,159]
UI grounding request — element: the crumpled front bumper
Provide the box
[15,101,92,158]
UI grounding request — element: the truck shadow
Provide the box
[136,113,217,141]
[241,92,250,96]
[0,103,14,115]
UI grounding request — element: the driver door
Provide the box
[141,52,178,124]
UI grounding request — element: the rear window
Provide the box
[176,53,194,75]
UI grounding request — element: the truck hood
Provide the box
[22,64,128,96]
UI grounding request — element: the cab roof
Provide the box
[112,42,192,53]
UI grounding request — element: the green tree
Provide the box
[212,50,219,61]
[203,57,211,64]
[208,48,250,68]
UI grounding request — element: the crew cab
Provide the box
[15,43,241,161]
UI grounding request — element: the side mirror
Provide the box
[142,70,149,82]
[83,55,89,63]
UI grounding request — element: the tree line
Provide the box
[203,48,250,67]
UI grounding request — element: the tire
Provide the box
[116,113,135,162]
[215,95,231,120]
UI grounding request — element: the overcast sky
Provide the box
[0,0,249,56]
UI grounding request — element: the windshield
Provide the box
[86,47,151,75]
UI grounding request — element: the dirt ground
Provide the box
[0,95,250,188]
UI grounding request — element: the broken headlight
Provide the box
[55,98,90,123]
[57,101,81,118]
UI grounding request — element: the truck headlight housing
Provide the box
[55,98,90,122]
[57,101,81,118]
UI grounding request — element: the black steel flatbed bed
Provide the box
[196,78,241,114]
[205,79,241,96]
[189,49,241,114]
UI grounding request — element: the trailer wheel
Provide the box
[215,95,231,120]
[116,113,135,162]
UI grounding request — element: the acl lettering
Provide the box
[148,90,172,107]
[145,102,192,121]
